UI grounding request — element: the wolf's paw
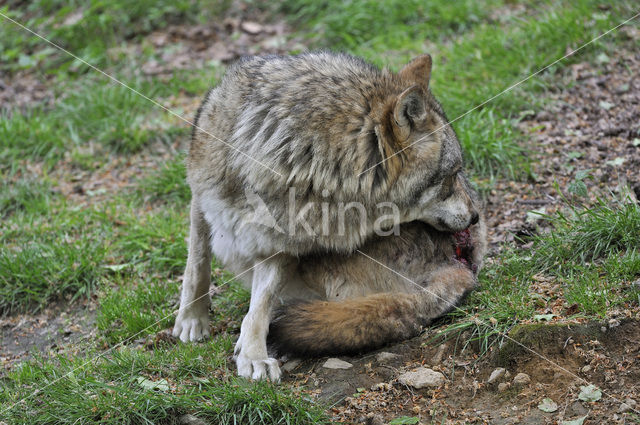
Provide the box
[236,354,281,382]
[172,311,210,342]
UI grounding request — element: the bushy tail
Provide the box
[268,293,422,356]
[269,267,476,356]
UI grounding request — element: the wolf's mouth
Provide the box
[453,228,477,273]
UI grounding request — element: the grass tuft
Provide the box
[531,197,640,273]
[0,343,327,425]
[137,155,191,204]
[444,194,640,349]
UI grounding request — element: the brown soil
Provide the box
[283,320,640,424]
[484,44,640,251]
[0,300,96,369]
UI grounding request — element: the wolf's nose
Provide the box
[470,211,479,225]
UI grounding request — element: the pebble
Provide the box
[240,21,263,35]
[512,372,531,386]
[498,382,511,392]
[282,359,301,373]
[487,367,506,384]
[375,352,399,363]
[581,365,592,373]
[179,414,207,425]
[322,358,353,369]
[371,382,392,392]
[619,398,637,413]
[398,367,445,389]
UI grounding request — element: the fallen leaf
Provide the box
[534,314,556,322]
[538,398,559,412]
[605,157,625,167]
[526,207,547,224]
[562,415,588,425]
[103,263,131,272]
[241,21,263,35]
[578,384,602,402]
[598,100,614,110]
[136,376,169,392]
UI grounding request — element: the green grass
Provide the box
[444,193,640,352]
[136,155,191,204]
[529,196,640,273]
[0,341,326,424]
[96,274,249,345]
[0,0,232,75]
[278,0,504,54]
[0,175,54,218]
[0,197,189,314]
[0,204,111,314]
[0,79,186,164]
[96,278,180,345]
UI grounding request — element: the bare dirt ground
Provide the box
[284,320,640,424]
[484,42,640,251]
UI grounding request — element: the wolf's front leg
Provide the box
[234,256,289,381]
[173,198,212,342]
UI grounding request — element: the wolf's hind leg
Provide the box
[173,198,212,342]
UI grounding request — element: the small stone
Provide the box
[179,414,207,425]
[398,367,445,389]
[512,372,531,386]
[371,382,392,392]
[375,352,399,363]
[240,21,263,35]
[322,358,353,369]
[498,382,511,392]
[487,367,506,384]
[619,398,637,413]
[581,365,592,373]
[282,359,301,373]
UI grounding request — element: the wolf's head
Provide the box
[366,54,479,233]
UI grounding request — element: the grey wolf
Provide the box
[172,52,482,381]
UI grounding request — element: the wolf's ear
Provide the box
[399,54,432,91]
[392,85,426,141]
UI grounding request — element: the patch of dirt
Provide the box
[0,72,56,111]
[0,299,96,369]
[484,46,640,251]
[131,3,303,77]
[284,320,640,424]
